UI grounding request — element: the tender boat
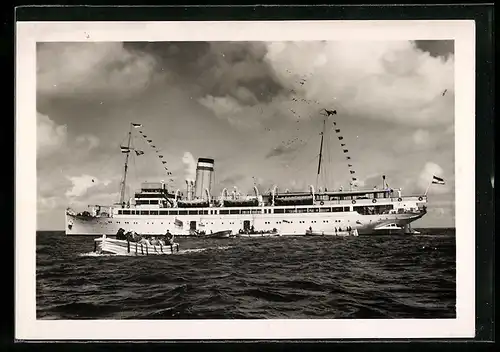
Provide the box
[94,235,179,256]
[239,232,282,237]
[305,228,359,237]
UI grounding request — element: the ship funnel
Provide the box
[194,158,215,200]
[186,179,193,201]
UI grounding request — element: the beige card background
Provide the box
[16,20,475,340]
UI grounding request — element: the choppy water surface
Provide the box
[37,229,455,319]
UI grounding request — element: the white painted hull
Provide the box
[238,233,282,238]
[67,209,425,236]
[306,230,358,237]
[94,236,180,256]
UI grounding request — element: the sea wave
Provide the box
[37,229,456,319]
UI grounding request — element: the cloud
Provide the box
[198,41,454,131]
[65,174,110,198]
[266,142,302,159]
[37,42,161,99]
[181,152,196,181]
[76,134,100,151]
[429,207,447,219]
[360,174,387,189]
[197,42,283,101]
[37,111,67,157]
[198,95,244,117]
[37,196,60,212]
[198,94,282,130]
[413,129,431,146]
[264,41,454,127]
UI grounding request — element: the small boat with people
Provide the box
[190,229,235,238]
[93,228,180,256]
[305,226,359,237]
[237,227,281,237]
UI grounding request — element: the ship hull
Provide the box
[66,210,425,236]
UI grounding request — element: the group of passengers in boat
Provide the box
[307,225,356,234]
[334,226,353,233]
[238,226,278,235]
[115,228,179,252]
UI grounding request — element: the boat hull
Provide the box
[306,230,358,237]
[238,233,281,238]
[200,230,233,238]
[94,236,179,256]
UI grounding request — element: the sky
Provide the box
[36,40,455,230]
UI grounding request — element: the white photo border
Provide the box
[16,20,476,340]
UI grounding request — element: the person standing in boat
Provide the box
[116,228,126,240]
[165,230,177,252]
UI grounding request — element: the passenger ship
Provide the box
[65,115,428,236]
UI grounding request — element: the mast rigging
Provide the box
[119,123,133,207]
[316,114,327,190]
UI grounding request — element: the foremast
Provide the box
[316,113,327,191]
[119,123,133,207]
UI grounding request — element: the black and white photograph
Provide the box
[16,20,476,340]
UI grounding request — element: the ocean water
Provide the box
[36,229,456,319]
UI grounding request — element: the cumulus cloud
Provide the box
[413,129,431,146]
[181,152,196,182]
[429,207,446,219]
[37,42,161,98]
[76,134,100,151]
[360,174,387,189]
[198,93,286,130]
[199,95,243,117]
[264,41,454,127]
[37,196,60,212]
[65,174,111,198]
[37,111,67,157]
[266,142,303,159]
[198,41,454,131]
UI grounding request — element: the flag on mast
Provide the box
[432,175,445,185]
